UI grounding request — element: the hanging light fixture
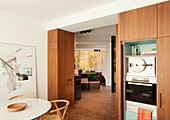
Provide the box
[80,29,91,34]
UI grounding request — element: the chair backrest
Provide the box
[137,108,152,120]
[50,100,70,120]
[99,72,102,77]
[9,94,36,100]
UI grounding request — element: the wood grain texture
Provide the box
[48,29,58,48]
[48,48,58,101]
[158,1,170,37]
[117,14,124,120]
[48,29,74,104]
[48,29,59,101]
[119,4,158,41]
[58,29,75,105]
[118,5,158,118]
[157,37,170,119]
[48,29,58,100]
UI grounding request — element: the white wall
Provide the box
[0,0,165,100]
[102,43,111,86]
[47,0,167,31]
[75,25,115,50]
[0,10,47,100]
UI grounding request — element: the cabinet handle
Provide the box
[160,93,162,108]
[67,79,72,81]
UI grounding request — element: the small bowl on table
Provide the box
[7,103,27,112]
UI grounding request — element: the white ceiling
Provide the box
[75,25,116,50]
[61,14,118,32]
[75,25,116,42]
[46,0,167,32]
[0,0,118,21]
[0,0,166,33]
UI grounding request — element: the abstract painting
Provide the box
[0,42,36,101]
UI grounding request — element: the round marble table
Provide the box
[0,98,51,120]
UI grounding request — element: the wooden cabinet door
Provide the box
[117,24,124,120]
[158,1,170,37]
[48,29,74,104]
[157,37,170,119]
[119,4,158,41]
[48,29,59,101]
[58,29,75,104]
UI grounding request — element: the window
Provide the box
[75,50,106,72]
[75,51,80,69]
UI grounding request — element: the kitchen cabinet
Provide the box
[158,1,170,37]
[157,37,170,119]
[119,4,158,41]
[117,1,170,120]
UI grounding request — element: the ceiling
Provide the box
[61,14,118,32]
[75,25,116,50]
[0,0,166,33]
[0,0,118,22]
[46,0,166,32]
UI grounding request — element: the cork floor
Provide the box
[65,86,118,120]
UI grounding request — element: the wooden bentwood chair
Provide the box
[9,94,36,100]
[40,100,70,120]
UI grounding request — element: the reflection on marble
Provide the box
[0,98,51,120]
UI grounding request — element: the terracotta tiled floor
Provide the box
[65,86,118,120]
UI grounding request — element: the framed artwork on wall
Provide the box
[0,42,37,101]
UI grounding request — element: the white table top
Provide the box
[0,98,51,120]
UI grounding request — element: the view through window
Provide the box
[75,50,106,72]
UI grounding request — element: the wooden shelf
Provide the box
[124,54,157,57]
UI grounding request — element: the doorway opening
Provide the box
[65,25,117,120]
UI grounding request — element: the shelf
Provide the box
[124,39,157,45]
[124,54,157,57]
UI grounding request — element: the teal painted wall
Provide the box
[124,39,156,55]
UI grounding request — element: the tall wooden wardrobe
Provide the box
[157,1,170,119]
[117,1,170,120]
[48,29,75,104]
